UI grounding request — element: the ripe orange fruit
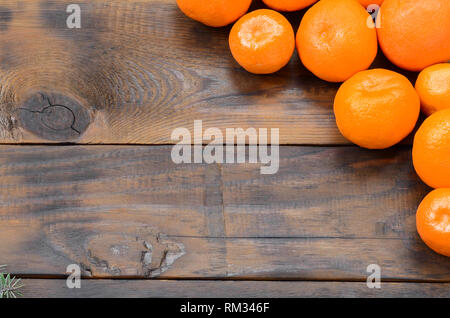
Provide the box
[377,0,450,71]
[296,0,378,82]
[416,188,450,258]
[357,0,384,7]
[413,109,450,189]
[415,63,450,116]
[176,0,252,27]
[334,69,420,149]
[229,9,295,74]
[262,0,318,12]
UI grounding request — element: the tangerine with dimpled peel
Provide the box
[296,0,378,82]
[413,109,450,189]
[415,63,450,116]
[377,0,450,71]
[416,189,450,258]
[229,9,295,74]
[176,0,252,27]
[334,69,420,149]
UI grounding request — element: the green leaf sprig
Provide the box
[0,265,23,298]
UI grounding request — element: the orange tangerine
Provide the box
[176,0,252,27]
[377,0,450,71]
[357,0,384,7]
[334,69,420,149]
[296,0,378,82]
[416,189,450,258]
[413,109,450,189]
[262,0,318,12]
[415,63,450,116]
[229,9,295,74]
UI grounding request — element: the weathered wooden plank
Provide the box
[0,145,428,238]
[222,146,428,238]
[1,145,448,281]
[19,279,450,298]
[0,0,417,144]
[2,223,450,280]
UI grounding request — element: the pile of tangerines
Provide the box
[177,0,450,258]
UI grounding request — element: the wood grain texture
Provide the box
[0,0,419,144]
[1,145,448,281]
[19,279,450,298]
[0,0,438,297]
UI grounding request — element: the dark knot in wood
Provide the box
[18,92,90,141]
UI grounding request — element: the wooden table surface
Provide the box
[0,0,449,298]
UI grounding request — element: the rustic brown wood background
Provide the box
[0,0,448,298]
